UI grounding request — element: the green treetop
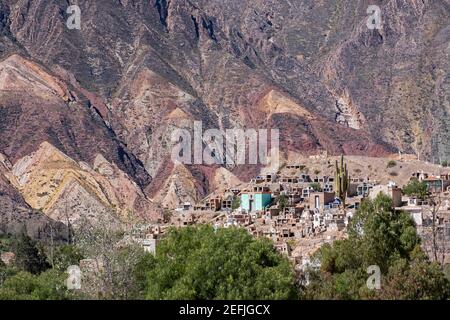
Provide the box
[403,178,429,200]
[138,225,298,300]
[301,193,449,300]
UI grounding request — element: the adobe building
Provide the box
[280,176,299,184]
[423,174,450,193]
[221,196,234,211]
[264,173,277,183]
[302,186,315,198]
[205,197,221,211]
[267,204,281,217]
[309,191,335,210]
[143,233,160,255]
[286,164,303,170]
[347,183,358,197]
[356,182,374,197]
[391,187,403,208]
[411,172,450,193]
[250,176,265,184]
[298,173,311,183]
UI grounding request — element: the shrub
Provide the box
[387,160,397,168]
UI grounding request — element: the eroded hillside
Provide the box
[0,0,448,224]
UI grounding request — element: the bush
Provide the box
[310,182,322,192]
[0,234,13,252]
[231,196,241,210]
[278,195,289,212]
[0,263,17,287]
[387,160,397,168]
[403,178,428,200]
[12,233,50,275]
[0,270,73,300]
[52,245,84,271]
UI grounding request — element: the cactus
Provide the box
[335,155,349,211]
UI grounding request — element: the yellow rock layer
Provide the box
[258,90,315,120]
[8,141,149,222]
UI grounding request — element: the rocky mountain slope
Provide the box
[0,0,448,226]
[0,152,68,240]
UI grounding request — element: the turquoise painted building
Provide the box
[241,192,272,212]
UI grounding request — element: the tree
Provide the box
[404,179,447,264]
[163,209,173,223]
[278,195,288,212]
[231,196,241,210]
[347,194,421,272]
[0,234,13,252]
[0,270,73,300]
[131,253,156,299]
[301,194,449,300]
[74,216,147,300]
[377,248,448,300]
[419,191,447,265]
[0,261,16,287]
[52,245,84,272]
[403,178,428,200]
[140,225,298,300]
[13,233,50,275]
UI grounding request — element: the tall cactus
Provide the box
[335,155,349,211]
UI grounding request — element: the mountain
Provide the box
[0,151,68,240]
[0,0,448,225]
